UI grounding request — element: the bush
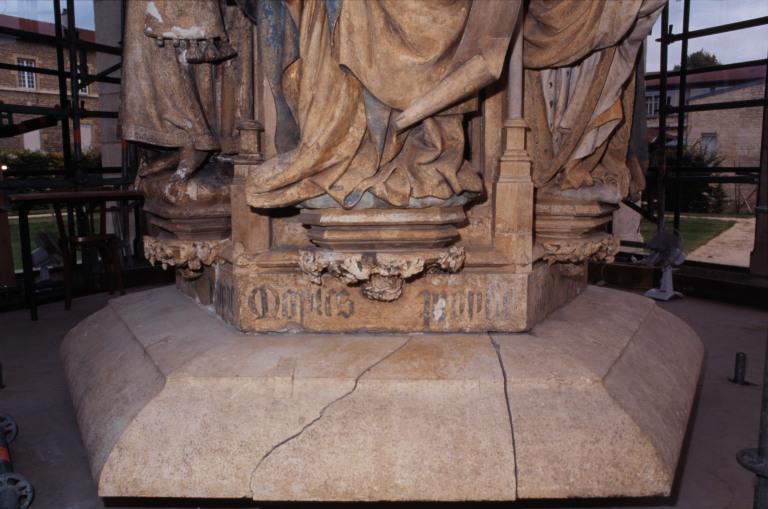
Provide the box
[0,149,62,172]
[0,149,101,174]
[646,141,726,214]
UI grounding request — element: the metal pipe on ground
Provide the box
[0,414,33,509]
[738,332,768,508]
[732,353,748,385]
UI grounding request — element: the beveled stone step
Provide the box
[62,285,703,501]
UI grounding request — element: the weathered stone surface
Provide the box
[218,260,583,333]
[61,305,165,485]
[144,236,226,278]
[494,287,704,498]
[249,334,516,501]
[62,285,703,501]
[297,247,466,302]
[131,0,664,341]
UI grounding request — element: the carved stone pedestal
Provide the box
[293,206,470,302]
[535,196,620,266]
[144,201,231,241]
[188,259,583,333]
[299,207,466,250]
[143,200,231,278]
[61,285,703,501]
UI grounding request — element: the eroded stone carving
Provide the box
[298,247,466,302]
[123,0,665,332]
[72,2,709,500]
[525,0,664,202]
[144,237,225,279]
[123,0,251,213]
[540,235,620,265]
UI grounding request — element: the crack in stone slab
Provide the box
[248,336,413,495]
[489,333,519,500]
[601,304,656,383]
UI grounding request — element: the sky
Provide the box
[0,0,766,69]
[645,0,768,71]
[0,0,96,29]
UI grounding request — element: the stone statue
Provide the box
[239,0,520,209]
[123,0,666,329]
[524,0,664,204]
[233,0,662,210]
[124,0,661,210]
[64,2,705,502]
[121,0,251,208]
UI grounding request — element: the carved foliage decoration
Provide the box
[144,237,225,279]
[540,235,620,265]
[298,246,466,302]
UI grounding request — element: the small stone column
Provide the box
[231,120,269,254]
[495,23,534,269]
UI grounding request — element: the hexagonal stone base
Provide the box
[61,285,702,501]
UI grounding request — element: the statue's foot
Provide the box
[138,151,181,178]
[160,147,212,205]
[174,145,210,181]
[162,177,187,205]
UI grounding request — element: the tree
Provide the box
[674,49,719,71]
[645,141,726,213]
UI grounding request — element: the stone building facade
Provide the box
[686,81,764,212]
[0,14,100,154]
[645,65,765,212]
[687,81,764,168]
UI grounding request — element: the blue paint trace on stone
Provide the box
[325,0,343,35]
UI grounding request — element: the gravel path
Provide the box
[688,217,756,267]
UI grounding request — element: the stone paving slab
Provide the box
[688,218,755,267]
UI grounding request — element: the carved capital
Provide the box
[298,246,466,302]
[144,236,226,279]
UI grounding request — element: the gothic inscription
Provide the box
[248,285,355,321]
[420,288,515,328]
[239,276,523,332]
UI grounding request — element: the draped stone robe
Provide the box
[243,0,520,209]
[121,0,253,207]
[121,0,252,156]
[524,0,665,202]
[239,0,664,209]
[121,0,664,210]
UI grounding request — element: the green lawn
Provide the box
[7,213,59,270]
[639,216,736,253]
[678,212,753,220]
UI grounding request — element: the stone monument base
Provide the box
[61,285,703,501]
[176,259,586,333]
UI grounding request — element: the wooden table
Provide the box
[9,189,144,320]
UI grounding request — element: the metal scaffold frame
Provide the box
[0,0,135,189]
[628,0,768,276]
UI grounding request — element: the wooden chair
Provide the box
[53,201,125,310]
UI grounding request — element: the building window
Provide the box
[646,94,660,116]
[80,124,92,152]
[23,130,41,151]
[700,132,718,154]
[77,67,94,95]
[17,58,36,89]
